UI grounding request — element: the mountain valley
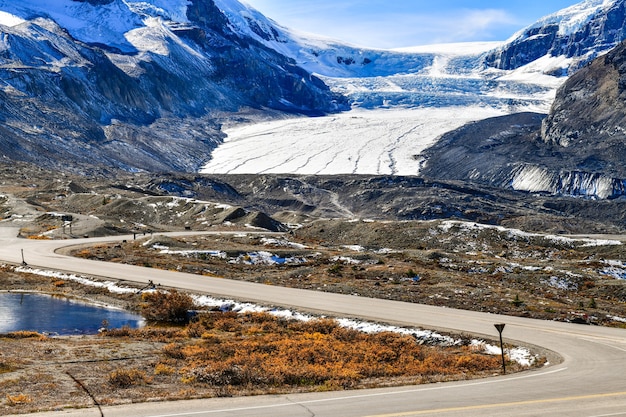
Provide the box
[0,0,623,316]
[2,1,626,413]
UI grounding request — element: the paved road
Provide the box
[2,227,626,417]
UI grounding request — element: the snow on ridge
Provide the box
[0,0,142,51]
[214,0,282,39]
[0,0,194,52]
[0,10,25,27]
[438,220,622,247]
[126,0,191,23]
[506,0,613,41]
[542,0,613,36]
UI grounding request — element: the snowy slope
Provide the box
[486,0,626,73]
[523,0,611,36]
[0,0,143,51]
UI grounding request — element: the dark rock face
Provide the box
[0,0,347,173]
[152,173,624,232]
[541,39,626,169]
[537,39,626,192]
[485,0,626,73]
[418,112,549,186]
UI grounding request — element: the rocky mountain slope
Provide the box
[0,0,346,173]
[421,39,626,199]
[2,160,625,236]
[485,0,626,74]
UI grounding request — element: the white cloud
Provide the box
[445,9,520,42]
[295,8,520,48]
[244,1,522,48]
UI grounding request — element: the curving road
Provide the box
[2,226,626,417]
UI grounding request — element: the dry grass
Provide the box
[0,309,524,415]
[158,312,505,390]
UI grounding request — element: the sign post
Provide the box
[494,323,506,375]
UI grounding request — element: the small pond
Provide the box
[0,293,144,335]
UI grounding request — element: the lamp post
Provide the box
[494,323,506,375]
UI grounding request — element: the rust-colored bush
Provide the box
[163,343,185,359]
[168,315,504,389]
[141,290,195,323]
[154,363,176,376]
[6,394,32,406]
[108,368,150,388]
[3,331,46,340]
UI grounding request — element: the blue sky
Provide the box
[243,0,578,48]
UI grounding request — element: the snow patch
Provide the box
[13,266,138,294]
[0,10,25,27]
[600,260,626,280]
[261,238,308,249]
[439,220,622,248]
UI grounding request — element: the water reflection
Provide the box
[0,293,144,335]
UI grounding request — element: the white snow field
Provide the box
[201,107,505,176]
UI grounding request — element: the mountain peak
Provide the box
[486,0,626,74]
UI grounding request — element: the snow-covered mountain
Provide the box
[485,0,626,74]
[0,0,346,172]
[216,0,626,112]
[216,0,559,111]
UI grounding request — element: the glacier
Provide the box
[202,2,565,176]
[201,107,506,176]
[202,0,626,201]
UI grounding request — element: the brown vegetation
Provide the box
[159,312,505,391]
[0,306,524,415]
[140,290,195,323]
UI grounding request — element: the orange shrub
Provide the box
[108,368,150,388]
[6,394,32,406]
[141,290,195,323]
[152,312,507,390]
